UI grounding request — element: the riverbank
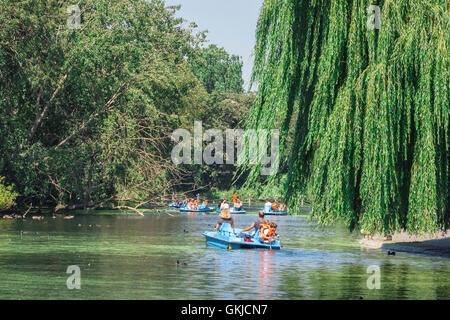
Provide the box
[360,231,450,258]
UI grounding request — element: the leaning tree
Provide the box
[245,0,448,235]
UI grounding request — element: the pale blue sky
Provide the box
[164,0,264,91]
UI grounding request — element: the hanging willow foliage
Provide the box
[244,0,449,235]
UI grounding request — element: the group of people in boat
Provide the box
[215,207,278,242]
[170,196,208,210]
[171,193,288,215]
[184,198,208,210]
[264,199,287,212]
[219,192,243,212]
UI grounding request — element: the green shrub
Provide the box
[0,177,18,210]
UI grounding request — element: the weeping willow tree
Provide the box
[244,0,449,235]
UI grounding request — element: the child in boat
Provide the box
[270,222,278,237]
[259,220,277,241]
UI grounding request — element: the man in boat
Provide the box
[264,200,272,213]
[240,211,265,235]
[232,192,237,204]
[215,204,235,234]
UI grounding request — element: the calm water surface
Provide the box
[0,209,449,299]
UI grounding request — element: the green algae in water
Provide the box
[0,213,449,299]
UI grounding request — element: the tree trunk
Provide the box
[83,154,95,214]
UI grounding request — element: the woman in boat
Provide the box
[219,199,227,210]
[215,204,235,234]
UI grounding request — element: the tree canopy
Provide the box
[0,0,249,211]
[245,0,449,235]
[190,44,244,94]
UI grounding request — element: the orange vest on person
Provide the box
[259,224,275,241]
[233,193,237,203]
[272,202,278,210]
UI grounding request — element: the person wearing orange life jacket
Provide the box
[199,200,208,209]
[232,192,237,204]
[272,200,279,212]
[188,199,195,210]
[259,221,277,241]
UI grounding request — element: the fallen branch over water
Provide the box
[112,206,144,216]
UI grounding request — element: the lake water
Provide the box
[0,209,449,299]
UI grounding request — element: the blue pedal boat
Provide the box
[203,223,281,250]
[168,202,183,208]
[216,208,246,214]
[263,208,288,216]
[179,206,215,213]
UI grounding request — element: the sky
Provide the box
[164,0,264,90]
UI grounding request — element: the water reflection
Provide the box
[257,250,274,299]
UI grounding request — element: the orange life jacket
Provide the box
[259,224,275,241]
